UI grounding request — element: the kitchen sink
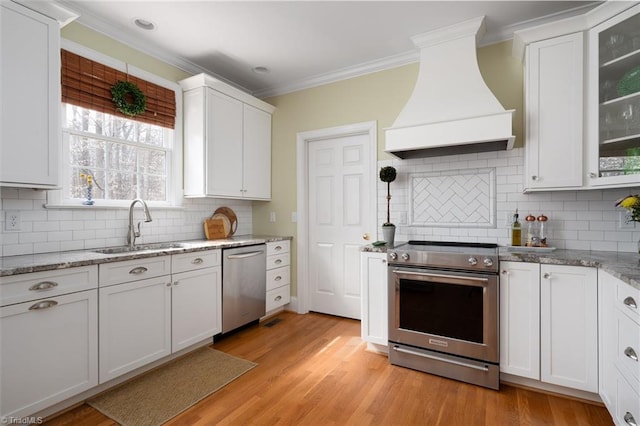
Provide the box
[94,242,190,254]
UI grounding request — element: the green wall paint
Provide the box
[255,40,523,297]
[61,22,191,83]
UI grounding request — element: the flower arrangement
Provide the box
[615,194,640,222]
[379,166,397,226]
[79,172,95,205]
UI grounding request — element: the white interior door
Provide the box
[305,130,374,319]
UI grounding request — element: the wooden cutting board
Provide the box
[204,214,230,240]
[214,207,238,236]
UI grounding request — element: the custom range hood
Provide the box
[385,16,515,159]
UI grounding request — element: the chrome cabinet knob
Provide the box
[401,253,410,261]
[468,257,478,266]
[531,175,539,181]
[483,258,494,267]
[543,272,551,279]
[589,172,598,179]
[624,296,637,310]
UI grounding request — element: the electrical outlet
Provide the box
[291,212,298,223]
[269,212,276,223]
[619,211,635,229]
[5,211,21,231]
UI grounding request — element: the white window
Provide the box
[62,105,173,203]
[48,41,183,208]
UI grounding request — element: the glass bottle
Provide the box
[525,214,537,247]
[537,214,548,247]
[511,209,522,246]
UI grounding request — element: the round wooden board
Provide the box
[214,207,238,236]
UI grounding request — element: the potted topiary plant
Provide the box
[379,166,397,247]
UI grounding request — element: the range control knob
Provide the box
[468,257,478,266]
[483,258,494,267]
[401,253,410,261]
[389,252,398,261]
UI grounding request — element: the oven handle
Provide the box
[392,270,489,286]
[392,345,490,372]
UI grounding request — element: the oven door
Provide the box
[388,266,499,363]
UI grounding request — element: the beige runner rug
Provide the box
[88,346,256,426]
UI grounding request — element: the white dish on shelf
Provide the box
[506,246,556,253]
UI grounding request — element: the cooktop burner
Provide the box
[388,240,499,273]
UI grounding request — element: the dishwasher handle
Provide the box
[226,250,264,260]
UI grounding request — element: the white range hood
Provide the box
[385,16,515,159]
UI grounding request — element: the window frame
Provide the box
[48,40,183,208]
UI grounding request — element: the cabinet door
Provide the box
[540,265,598,392]
[525,32,584,190]
[242,104,272,200]
[206,89,243,197]
[586,4,640,188]
[172,266,222,352]
[360,252,388,346]
[0,290,98,419]
[599,270,618,414]
[499,262,540,379]
[99,277,171,383]
[0,2,60,188]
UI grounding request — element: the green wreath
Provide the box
[111,80,147,117]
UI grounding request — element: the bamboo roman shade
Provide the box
[61,49,176,129]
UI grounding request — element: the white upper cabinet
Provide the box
[180,73,275,200]
[586,4,640,188]
[524,33,584,191]
[515,2,640,191]
[0,2,60,188]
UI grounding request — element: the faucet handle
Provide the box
[135,222,142,238]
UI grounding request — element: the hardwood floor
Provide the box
[46,311,613,425]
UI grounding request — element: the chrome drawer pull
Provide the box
[274,276,282,281]
[392,345,489,372]
[624,347,638,362]
[624,412,636,426]
[29,300,58,311]
[274,245,282,251]
[274,259,282,265]
[191,258,204,264]
[29,281,58,291]
[275,295,282,301]
[624,296,637,310]
[129,266,148,275]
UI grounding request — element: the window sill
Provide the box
[44,203,185,211]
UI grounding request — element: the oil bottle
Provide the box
[511,209,522,246]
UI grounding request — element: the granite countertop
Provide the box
[362,243,640,291]
[0,235,292,277]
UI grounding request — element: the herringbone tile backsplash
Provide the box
[379,147,640,252]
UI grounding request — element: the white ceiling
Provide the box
[59,1,601,97]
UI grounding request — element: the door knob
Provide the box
[362,233,370,241]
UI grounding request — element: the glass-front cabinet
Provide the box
[588,4,640,186]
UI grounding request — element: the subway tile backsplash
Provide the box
[378,147,640,252]
[0,189,252,257]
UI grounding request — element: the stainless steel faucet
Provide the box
[127,199,153,248]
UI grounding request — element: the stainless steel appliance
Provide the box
[222,244,266,333]
[387,240,500,390]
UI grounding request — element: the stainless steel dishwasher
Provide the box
[222,244,266,333]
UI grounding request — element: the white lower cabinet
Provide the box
[172,266,222,352]
[500,262,598,393]
[0,270,98,419]
[266,241,291,312]
[99,276,172,383]
[500,261,540,379]
[599,270,640,426]
[360,252,388,347]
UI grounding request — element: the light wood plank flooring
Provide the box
[46,311,613,425]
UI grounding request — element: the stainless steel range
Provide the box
[387,240,500,390]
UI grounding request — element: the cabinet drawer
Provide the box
[267,266,290,292]
[267,253,290,270]
[172,250,221,274]
[99,256,171,287]
[0,266,98,307]
[617,280,640,324]
[616,371,639,426]
[267,240,290,256]
[266,285,290,312]
[616,308,640,384]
